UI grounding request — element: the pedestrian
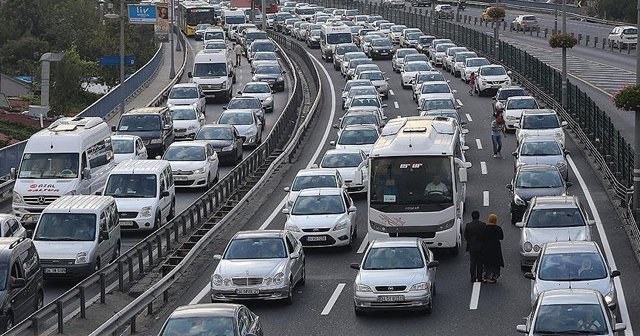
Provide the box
[482,214,504,283]
[464,211,486,283]
[468,72,476,95]
[490,114,506,158]
[233,43,243,67]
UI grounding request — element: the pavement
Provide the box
[0,73,31,97]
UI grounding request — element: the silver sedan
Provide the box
[513,137,568,180]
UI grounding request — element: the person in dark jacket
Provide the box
[483,213,504,283]
[464,211,486,283]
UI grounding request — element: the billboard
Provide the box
[128,4,157,24]
[155,2,169,42]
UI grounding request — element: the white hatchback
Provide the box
[163,142,220,189]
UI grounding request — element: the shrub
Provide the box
[486,6,506,20]
[549,33,577,49]
[614,85,640,111]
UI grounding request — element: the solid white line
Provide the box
[191,283,211,304]
[566,155,634,336]
[480,162,487,175]
[357,233,369,254]
[394,101,399,109]
[466,113,472,122]
[457,99,464,107]
[475,139,482,150]
[469,282,481,310]
[321,283,346,315]
[483,191,489,207]
[389,89,395,96]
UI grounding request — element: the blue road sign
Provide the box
[99,56,136,67]
[128,4,157,24]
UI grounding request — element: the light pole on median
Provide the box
[554,0,558,34]
[169,0,176,79]
[561,0,567,109]
[634,0,640,219]
[105,0,126,116]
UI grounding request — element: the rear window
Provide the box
[623,28,638,35]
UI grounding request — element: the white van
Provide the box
[202,27,226,48]
[222,9,246,32]
[102,160,176,231]
[32,195,120,279]
[320,22,353,61]
[189,50,235,102]
[11,117,115,229]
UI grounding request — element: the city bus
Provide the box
[360,116,472,255]
[179,1,216,37]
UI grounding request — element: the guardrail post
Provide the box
[80,285,87,318]
[593,36,598,47]
[157,235,163,259]
[128,256,134,284]
[130,315,137,334]
[577,34,582,45]
[137,248,144,276]
[56,301,64,334]
[165,229,171,250]
[31,316,40,335]
[100,272,107,303]
[118,260,125,291]
[147,241,154,266]
[164,289,169,303]
[474,17,477,25]
[147,301,153,315]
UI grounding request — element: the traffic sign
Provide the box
[128,4,157,24]
[99,56,136,67]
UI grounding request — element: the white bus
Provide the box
[320,22,353,61]
[361,116,471,255]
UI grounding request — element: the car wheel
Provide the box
[521,264,530,272]
[354,306,366,316]
[424,297,433,314]
[4,313,13,332]
[352,224,358,240]
[284,281,294,305]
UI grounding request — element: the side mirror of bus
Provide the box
[10,167,16,180]
[458,167,468,184]
[82,167,91,180]
[188,72,193,78]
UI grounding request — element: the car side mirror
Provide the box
[515,222,524,228]
[289,252,300,259]
[155,155,162,160]
[99,231,110,242]
[26,230,33,239]
[461,129,469,135]
[111,125,117,132]
[332,124,339,129]
[10,167,16,180]
[610,270,621,278]
[492,96,496,100]
[188,72,193,78]
[564,149,570,155]
[515,325,528,334]
[427,261,439,268]
[381,104,388,108]
[329,140,336,146]
[524,272,535,280]
[350,263,360,270]
[11,278,26,289]
[213,254,222,260]
[566,181,573,188]
[506,184,513,190]
[161,190,170,198]
[614,323,627,332]
[587,219,596,226]
[561,121,568,127]
[281,208,290,214]
[95,191,102,196]
[458,167,467,184]
[283,186,291,192]
[512,151,518,157]
[228,72,233,77]
[348,206,357,213]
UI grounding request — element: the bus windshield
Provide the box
[370,156,453,212]
[225,16,246,24]
[186,8,215,26]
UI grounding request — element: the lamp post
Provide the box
[105,0,125,116]
[634,0,640,219]
[493,0,500,59]
[561,0,567,109]
[169,0,176,79]
[554,0,558,34]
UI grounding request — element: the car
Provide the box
[306,29,321,48]
[248,40,277,60]
[202,27,226,48]
[252,64,286,92]
[411,0,431,7]
[238,81,274,114]
[377,22,395,38]
[282,18,301,35]
[511,15,539,31]
[493,86,527,115]
[194,23,213,40]
[250,51,280,69]
[0,215,26,238]
[266,13,276,29]
[503,96,540,131]
[341,52,369,76]
[401,61,433,89]
[516,289,626,336]
[343,86,380,110]
[285,168,345,208]
[416,81,455,107]
[353,64,381,82]
[474,65,512,96]
[442,47,468,72]
[434,4,454,19]
[111,135,148,164]
[353,15,369,26]
[507,164,571,224]
[169,105,205,140]
[515,109,568,148]
[402,32,423,48]
[218,110,263,147]
[195,124,244,165]
[415,35,435,54]
[431,42,456,67]
[330,124,380,154]
[482,6,503,21]
[336,109,385,131]
[158,304,264,336]
[294,22,309,40]
[383,0,406,7]
[345,58,375,80]
[343,94,387,120]
[513,137,569,180]
[357,71,389,99]
[399,28,422,48]
[341,79,374,105]
[426,38,452,59]
[361,32,386,55]
[167,83,206,115]
[404,54,431,65]
[449,51,477,77]
[230,24,257,43]
[163,142,219,189]
[351,238,439,315]
[203,39,229,52]
[411,71,446,101]
[418,97,459,116]
[365,15,384,29]
[283,187,357,248]
[114,107,174,158]
[366,38,394,60]
[319,149,368,193]
[525,241,619,307]
[391,48,419,73]
[389,25,408,44]
[343,9,359,21]
[371,19,391,30]
[333,43,361,70]
[461,57,490,83]
[608,25,638,48]
[303,23,321,40]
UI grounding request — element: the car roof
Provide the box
[517,163,558,172]
[519,136,560,144]
[172,83,199,88]
[506,95,536,101]
[295,168,339,177]
[324,148,363,156]
[521,108,557,116]
[370,237,420,248]
[497,86,525,91]
[125,107,166,115]
[342,124,379,131]
[543,241,599,255]
[171,304,240,319]
[234,230,286,239]
[297,187,344,196]
[539,289,602,305]
[531,195,579,209]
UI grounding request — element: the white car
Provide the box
[389,25,407,44]
[344,86,380,110]
[250,51,280,69]
[203,39,229,52]
[417,81,456,107]
[344,94,387,119]
[163,141,220,189]
[474,65,512,96]
[283,187,357,248]
[357,71,389,99]
[169,105,205,140]
[431,42,455,67]
[399,28,422,48]
[330,124,380,154]
[0,214,26,238]
[284,168,345,208]
[608,25,638,48]
[442,47,468,72]
[391,48,419,73]
[377,23,394,37]
[319,149,368,193]
[401,61,432,89]
[341,52,369,77]
[354,64,382,81]
[341,79,375,107]
[167,83,206,114]
[111,135,148,164]
[516,109,568,148]
[461,57,490,83]
[503,96,540,131]
[451,51,477,77]
[411,71,446,101]
[239,81,274,114]
[227,96,265,128]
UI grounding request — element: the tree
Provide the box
[590,0,636,23]
[50,46,97,116]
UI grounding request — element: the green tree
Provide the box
[50,46,96,116]
[0,36,51,76]
[591,0,636,23]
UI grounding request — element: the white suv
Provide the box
[515,109,568,148]
[608,26,638,48]
[474,65,512,96]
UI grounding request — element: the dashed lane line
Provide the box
[476,139,483,150]
[483,191,489,207]
[469,282,481,310]
[357,233,369,254]
[394,101,399,109]
[466,113,472,122]
[480,162,487,175]
[321,283,346,316]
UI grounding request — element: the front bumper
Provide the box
[173,171,209,188]
[354,289,431,310]
[368,222,458,248]
[211,285,289,302]
[290,227,351,247]
[42,262,94,279]
[478,81,511,91]
[174,128,198,140]
[119,213,156,231]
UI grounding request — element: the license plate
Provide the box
[307,236,327,242]
[377,295,404,302]
[45,268,66,274]
[236,288,259,295]
[380,52,388,55]
[120,221,134,227]
[174,176,188,181]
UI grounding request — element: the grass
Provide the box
[0,121,41,148]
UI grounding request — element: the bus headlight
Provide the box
[12,192,24,205]
[436,219,455,231]
[369,221,388,232]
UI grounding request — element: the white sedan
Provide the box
[162,141,220,189]
[401,61,433,89]
[416,81,456,107]
[319,149,368,194]
[111,135,148,164]
[0,214,26,238]
[169,105,205,140]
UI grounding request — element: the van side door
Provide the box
[159,170,171,221]
[98,211,110,264]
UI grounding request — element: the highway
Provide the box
[140,34,640,335]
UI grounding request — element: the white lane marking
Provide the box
[483,191,489,207]
[466,113,472,122]
[321,283,346,316]
[389,89,395,96]
[191,283,211,304]
[476,139,483,150]
[469,282,481,310]
[394,101,399,109]
[567,155,634,336]
[357,233,369,254]
[457,99,464,107]
[480,162,487,175]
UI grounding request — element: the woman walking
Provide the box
[468,72,476,95]
[483,214,504,283]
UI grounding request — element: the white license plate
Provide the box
[307,236,327,242]
[45,268,66,274]
[380,52,388,55]
[377,295,404,302]
[236,288,259,295]
[174,176,188,181]
[120,221,135,227]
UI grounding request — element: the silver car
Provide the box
[513,137,568,180]
[227,96,265,126]
[351,238,439,315]
[391,48,419,73]
[525,241,620,306]
[238,81,274,114]
[217,110,263,147]
[516,195,593,268]
[210,230,305,304]
[357,71,389,99]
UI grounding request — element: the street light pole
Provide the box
[169,0,176,79]
[494,0,500,59]
[561,0,567,109]
[554,0,558,34]
[633,0,640,219]
[119,0,125,116]
[261,0,266,30]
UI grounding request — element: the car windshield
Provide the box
[421,83,451,94]
[360,72,385,80]
[466,58,490,67]
[481,66,506,76]
[507,98,538,109]
[171,108,197,120]
[455,53,476,62]
[219,112,254,125]
[349,87,378,97]
[527,208,586,228]
[623,28,638,35]
[327,33,352,44]
[497,88,527,100]
[515,170,563,188]
[342,114,378,127]
[169,87,198,99]
[338,129,379,145]
[254,52,277,60]
[119,115,161,131]
[224,237,287,259]
[421,99,455,110]
[336,45,360,55]
[34,213,96,241]
[406,32,422,40]
[397,49,418,58]
[204,31,224,40]
[350,97,380,107]
[196,127,233,140]
[436,44,454,52]
[417,73,445,83]
[344,81,370,92]
[18,153,80,179]
[345,9,358,15]
[363,247,424,270]
[252,43,276,53]
[538,252,607,281]
[311,30,321,37]
[418,36,434,44]
[163,146,206,161]
[229,98,261,109]
[533,304,607,334]
[196,24,211,31]
[391,26,406,32]
[345,53,367,61]
[372,39,392,47]
[404,63,430,72]
[193,62,227,77]
[292,195,345,215]
[405,55,429,63]
[380,23,393,30]
[243,83,271,93]
[522,114,561,129]
[246,32,268,42]
[112,139,134,154]
[521,140,562,156]
[104,174,157,198]
[292,175,338,191]
[321,152,363,168]
[255,65,281,74]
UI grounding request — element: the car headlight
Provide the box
[263,96,273,105]
[167,102,175,108]
[355,283,372,292]
[150,138,163,144]
[514,194,526,206]
[436,219,455,231]
[523,241,533,252]
[75,252,88,264]
[410,282,429,291]
[140,206,152,217]
[533,244,541,252]
[12,192,24,205]
[333,220,348,231]
[193,167,206,174]
[263,276,273,286]
[212,274,223,286]
[222,145,234,151]
[286,224,301,232]
[604,289,615,304]
[273,272,285,285]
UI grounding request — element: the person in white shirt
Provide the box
[424,175,448,195]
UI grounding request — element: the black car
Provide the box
[367,38,394,60]
[159,304,263,336]
[0,237,44,331]
[113,107,175,158]
[252,64,286,92]
[493,86,527,115]
[306,30,321,48]
[195,124,244,165]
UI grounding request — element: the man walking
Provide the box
[490,113,506,158]
[233,43,243,67]
[464,211,486,283]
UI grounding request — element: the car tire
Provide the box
[521,264,530,272]
[424,295,433,314]
[4,313,13,332]
[284,281,294,305]
[354,306,366,316]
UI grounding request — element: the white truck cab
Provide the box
[189,50,236,102]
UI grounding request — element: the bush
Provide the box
[614,85,640,111]
[486,6,506,20]
[549,33,577,49]
[0,121,40,141]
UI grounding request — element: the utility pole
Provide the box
[119,0,125,116]
[494,0,500,59]
[169,0,176,79]
[262,0,266,30]
[554,0,558,34]
[561,0,567,109]
[633,0,640,219]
